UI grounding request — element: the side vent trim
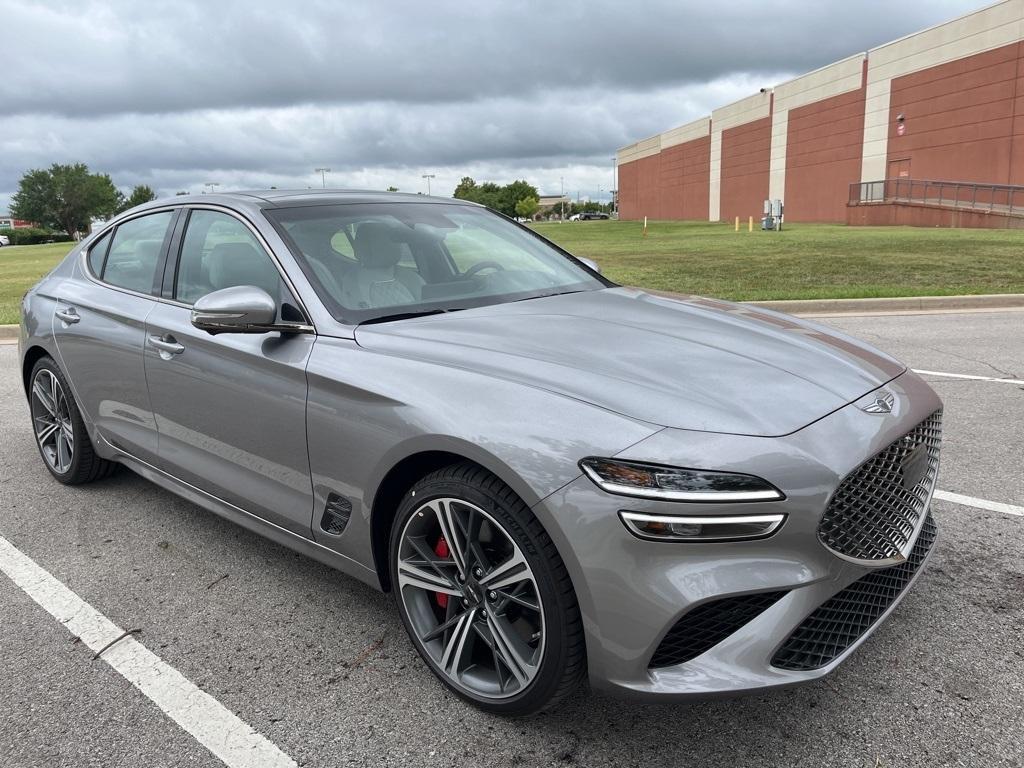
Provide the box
[320,493,353,536]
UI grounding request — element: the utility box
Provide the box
[761,199,784,231]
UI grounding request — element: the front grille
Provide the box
[650,591,787,668]
[772,514,937,671]
[818,410,942,562]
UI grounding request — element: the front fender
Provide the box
[303,335,661,580]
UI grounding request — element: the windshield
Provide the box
[264,202,608,323]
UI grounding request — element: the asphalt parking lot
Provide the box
[1,309,1022,768]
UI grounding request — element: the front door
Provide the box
[887,158,911,198]
[143,208,315,535]
[53,210,177,464]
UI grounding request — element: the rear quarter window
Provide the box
[87,231,111,276]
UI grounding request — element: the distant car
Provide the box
[568,214,581,221]
[578,212,609,220]
[0,233,10,247]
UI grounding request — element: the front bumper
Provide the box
[532,370,942,699]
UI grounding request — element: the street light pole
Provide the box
[560,176,565,222]
[422,174,436,196]
[315,167,331,188]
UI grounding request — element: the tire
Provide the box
[28,356,117,485]
[389,461,585,715]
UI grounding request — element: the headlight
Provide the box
[579,457,784,502]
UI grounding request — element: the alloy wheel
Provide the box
[396,497,545,699]
[31,368,75,474]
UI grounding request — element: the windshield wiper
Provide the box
[358,308,464,326]
[513,289,587,303]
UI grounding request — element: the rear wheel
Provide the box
[389,462,585,715]
[29,357,116,484]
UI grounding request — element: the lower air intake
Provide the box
[772,514,937,671]
[650,590,788,668]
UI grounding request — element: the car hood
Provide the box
[353,288,906,436]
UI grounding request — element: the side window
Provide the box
[102,212,174,294]
[329,230,357,261]
[174,210,282,306]
[87,231,110,277]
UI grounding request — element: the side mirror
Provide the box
[578,257,601,274]
[191,285,278,334]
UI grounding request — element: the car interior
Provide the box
[275,208,590,318]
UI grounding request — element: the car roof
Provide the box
[135,189,479,211]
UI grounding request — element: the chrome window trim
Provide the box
[78,203,317,334]
[80,205,179,288]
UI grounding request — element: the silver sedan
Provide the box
[18,191,942,715]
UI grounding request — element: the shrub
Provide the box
[3,227,74,245]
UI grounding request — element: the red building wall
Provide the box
[678,136,711,220]
[785,88,867,222]
[634,153,662,218]
[887,41,1024,185]
[719,117,771,221]
[618,136,709,220]
[617,158,639,219]
[652,136,710,219]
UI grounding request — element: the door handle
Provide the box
[148,334,185,355]
[55,307,80,324]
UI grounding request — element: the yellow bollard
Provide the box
[642,216,648,238]
[734,216,739,232]
[748,215,753,232]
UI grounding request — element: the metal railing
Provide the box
[849,178,1024,216]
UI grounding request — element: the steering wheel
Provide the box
[462,260,505,278]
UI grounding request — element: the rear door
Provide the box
[143,207,315,536]
[53,209,177,463]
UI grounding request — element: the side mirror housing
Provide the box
[578,257,601,274]
[191,285,278,334]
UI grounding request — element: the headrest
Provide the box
[288,224,335,259]
[207,242,279,296]
[133,239,162,263]
[354,222,403,269]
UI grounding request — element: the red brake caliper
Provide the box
[434,536,450,609]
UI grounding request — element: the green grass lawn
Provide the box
[0,242,73,325]
[2,222,1023,324]
[531,220,1024,301]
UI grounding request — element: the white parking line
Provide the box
[0,534,296,768]
[935,490,1024,517]
[913,369,1024,385]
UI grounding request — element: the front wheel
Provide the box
[389,462,585,715]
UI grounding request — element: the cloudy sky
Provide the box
[0,0,993,211]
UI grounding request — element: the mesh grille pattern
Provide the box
[772,514,936,671]
[650,591,787,668]
[818,410,942,561]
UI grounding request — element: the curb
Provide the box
[0,325,18,341]
[642,291,1024,316]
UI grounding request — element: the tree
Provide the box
[11,163,121,236]
[453,177,477,199]
[452,176,539,217]
[499,180,538,217]
[118,184,157,213]
[515,196,540,219]
[386,186,399,192]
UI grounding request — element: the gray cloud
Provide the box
[0,0,993,208]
